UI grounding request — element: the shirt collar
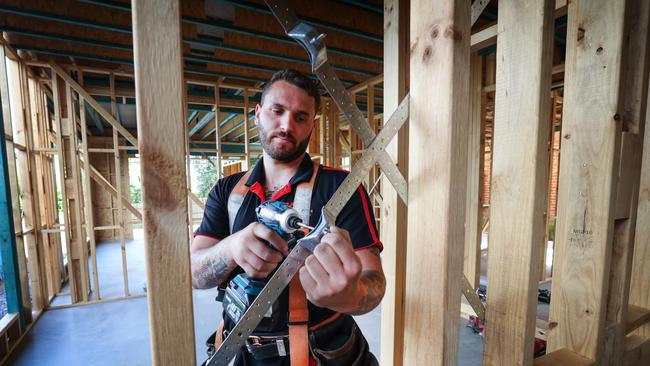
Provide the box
[245,153,315,188]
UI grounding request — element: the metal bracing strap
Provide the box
[266,0,409,204]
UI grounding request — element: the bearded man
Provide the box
[191,69,384,366]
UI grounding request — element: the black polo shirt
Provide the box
[194,153,382,332]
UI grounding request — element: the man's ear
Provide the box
[254,104,261,126]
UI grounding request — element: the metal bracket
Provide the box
[471,0,491,26]
[265,0,409,204]
[461,275,486,323]
[287,22,328,70]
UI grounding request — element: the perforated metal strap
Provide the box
[264,0,408,204]
[313,64,408,203]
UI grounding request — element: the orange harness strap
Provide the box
[289,277,309,365]
[289,161,319,365]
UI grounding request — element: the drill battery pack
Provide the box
[222,274,282,332]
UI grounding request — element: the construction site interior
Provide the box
[0,0,649,365]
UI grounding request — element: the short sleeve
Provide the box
[193,179,231,240]
[335,185,383,252]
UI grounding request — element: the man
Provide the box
[191,69,385,365]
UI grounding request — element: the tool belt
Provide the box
[205,312,378,365]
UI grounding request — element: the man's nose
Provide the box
[279,112,297,132]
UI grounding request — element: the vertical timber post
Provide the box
[380,0,409,364]
[482,1,555,364]
[604,0,650,363]
[547,0,631,362]
[0,45,25,327]
[630,80,650,338]
[131,0,196,364]
[463,52,483,289]
[404,0,469,365]
[244,88,250,170]
[214,83,223,178]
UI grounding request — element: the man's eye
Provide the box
[272,109,283,114]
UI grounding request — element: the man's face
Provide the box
[255,80,316,162]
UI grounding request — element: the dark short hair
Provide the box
[260,69,321,114]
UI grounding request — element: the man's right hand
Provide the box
[226,222,289,278]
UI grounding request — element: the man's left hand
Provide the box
[298,226,362,313]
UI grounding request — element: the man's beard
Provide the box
[258,123,311,163]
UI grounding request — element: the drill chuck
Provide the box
[256,201,304,237]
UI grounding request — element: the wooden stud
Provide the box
[50,70,78,303]
[34,80,60,300]
[604,2,650,364]
[244,88,250,170]
[64,81,90,302]
[367,85,376,192]
[405,0,469,365]
[110,73,129,297]
[4,54,33,318]
[379,0,409,364]
[547,0,630,361]
[131,0,196,363]
[0,44,27,327]
[78,95,101,300]
[630,82,650,338]
[215,83,223,178]
[463,52,483,289]
[483,1,555,364]
[19,68,46,311]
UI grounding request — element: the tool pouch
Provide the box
[308,314,378,366]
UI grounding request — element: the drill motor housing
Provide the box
[221,201,306,333]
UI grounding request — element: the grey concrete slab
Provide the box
[8,230,389,365]
[9,229,492,365]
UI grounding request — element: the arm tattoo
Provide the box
[192,255,230,289]
[348,270,386,315]
[367,246,381,258]
[191,244,233,289]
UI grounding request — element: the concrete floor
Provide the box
[8,230,487,365]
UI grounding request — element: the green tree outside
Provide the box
[195,157,219,199]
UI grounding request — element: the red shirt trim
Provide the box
[358,186,379,243]
[321,166,349,173]
[270,183,292,201]
[249,181,266,203]
[355,240,384,252]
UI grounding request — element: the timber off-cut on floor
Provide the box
[6,230,488,365]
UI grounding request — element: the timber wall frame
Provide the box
[0,0,650,365]
[381,0,650,365]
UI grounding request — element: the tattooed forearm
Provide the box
[192,256,229,288]
[367,246,381,258]
[347,270,386,315]
[191,244,234,289]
